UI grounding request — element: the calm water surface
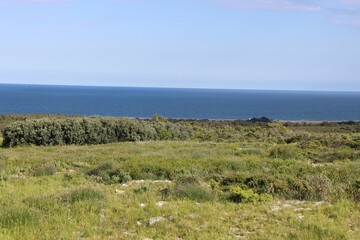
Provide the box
[0,84,359,121]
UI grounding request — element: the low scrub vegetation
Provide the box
[0,115,359,239]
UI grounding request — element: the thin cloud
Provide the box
[0,0,70,6]
[342,0,360,6]
[111,0,360,27]
[195,0,360,27]
[197,0,360,14]
[330,17,360,26]
[26,0,70,3]
[43,18,114,33]
[213,0,323,12]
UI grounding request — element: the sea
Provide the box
[0,84,359,121]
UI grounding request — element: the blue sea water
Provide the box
[0,84,359,121]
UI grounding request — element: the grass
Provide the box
[0,140,359,239]
[0,117,359,239]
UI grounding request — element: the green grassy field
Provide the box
[0,116,359,239]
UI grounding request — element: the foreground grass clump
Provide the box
[171,176,216,202]
[65,188,105,203]
[0,209,38,229]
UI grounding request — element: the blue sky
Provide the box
[0,0,360,91]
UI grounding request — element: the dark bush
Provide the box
[86,162,131,184]
[221,173,327,201]
[1,116,194,148]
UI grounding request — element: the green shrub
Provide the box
[175,175,200,186]
[305,174,332,201]
[259,193,274,202]
[87,162,131,184]
[87,162,114,176]
[227,186,274,203]
[128,164,174,180]
[269,145,302,160]
[228,187,259,203]
[209,179,222,195]
[221,173,320,200]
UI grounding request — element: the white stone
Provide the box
[153,180,172,184]
[115,189,125,195]
[314,201,326,206]
[149,216,166,225]
[294,208,312,212]
[156,201,167,207]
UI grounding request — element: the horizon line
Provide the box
[0,82,359,93]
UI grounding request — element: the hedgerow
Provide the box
[1,115,193,147]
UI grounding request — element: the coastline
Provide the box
[1,114,359,124]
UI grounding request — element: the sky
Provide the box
[0,0,360,91]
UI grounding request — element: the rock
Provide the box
[314,201,326,206]
[148,216,166,225]
[133,180,145,184]
[156,201,167,207]
[115,189,125,195]
[121,180,145,187]
[234,235,245,239]
[294,208,312,212]
[153,180,172,184]
[137,221,142,226]
[9,174,26,179]
[271,206,281,212]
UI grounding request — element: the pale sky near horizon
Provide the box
[1,0,360,91]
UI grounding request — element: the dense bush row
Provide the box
[1,115,193,148]
[2,114,360,149]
